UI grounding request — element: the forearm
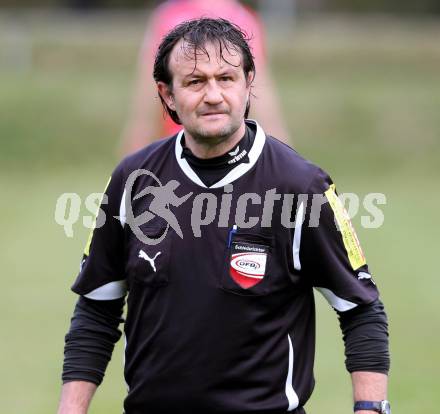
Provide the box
[62,296,124,385]
[338,298,390,374]
[57,380,97,414]
[338,299,390,412]
[351,371,388,413]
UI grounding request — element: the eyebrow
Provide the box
[183,72,204,79]
[217,70,237,78]
[183,68,237,80]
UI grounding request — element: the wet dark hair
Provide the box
[153,17,256,125]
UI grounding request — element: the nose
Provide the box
[203,80,223,105]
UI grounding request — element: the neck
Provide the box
[184,122,246,159]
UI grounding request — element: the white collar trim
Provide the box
[174,120,266,189]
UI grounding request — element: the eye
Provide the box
[188,79,201,85]
[219,76,233,82]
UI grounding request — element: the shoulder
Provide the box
[262,135,331,195]
[114,135,177,181]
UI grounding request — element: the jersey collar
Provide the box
[174,119,266,189]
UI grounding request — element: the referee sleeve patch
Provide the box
[324,184,366,270]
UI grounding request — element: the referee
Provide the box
[58,18,390,414]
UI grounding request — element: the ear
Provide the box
[157,82,176,111]
[245,71,254,99]
[245,71,254,88]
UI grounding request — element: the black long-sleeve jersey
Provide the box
[64,120,389,414]
[63,296,389,386]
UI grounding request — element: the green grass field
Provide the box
[0,12,439,413]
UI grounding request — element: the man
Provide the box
[58,18,390,414]
[120,0,290,153]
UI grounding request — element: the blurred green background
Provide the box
[0,4,439,414]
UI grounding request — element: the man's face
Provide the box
[158,39,252,145]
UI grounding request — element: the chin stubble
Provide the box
[191,122,240,146]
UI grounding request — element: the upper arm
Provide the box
[71,163,127,300]
[298,168,379,312]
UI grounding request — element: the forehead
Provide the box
[168,39,243,77]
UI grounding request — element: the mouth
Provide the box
[200,112,227,117]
